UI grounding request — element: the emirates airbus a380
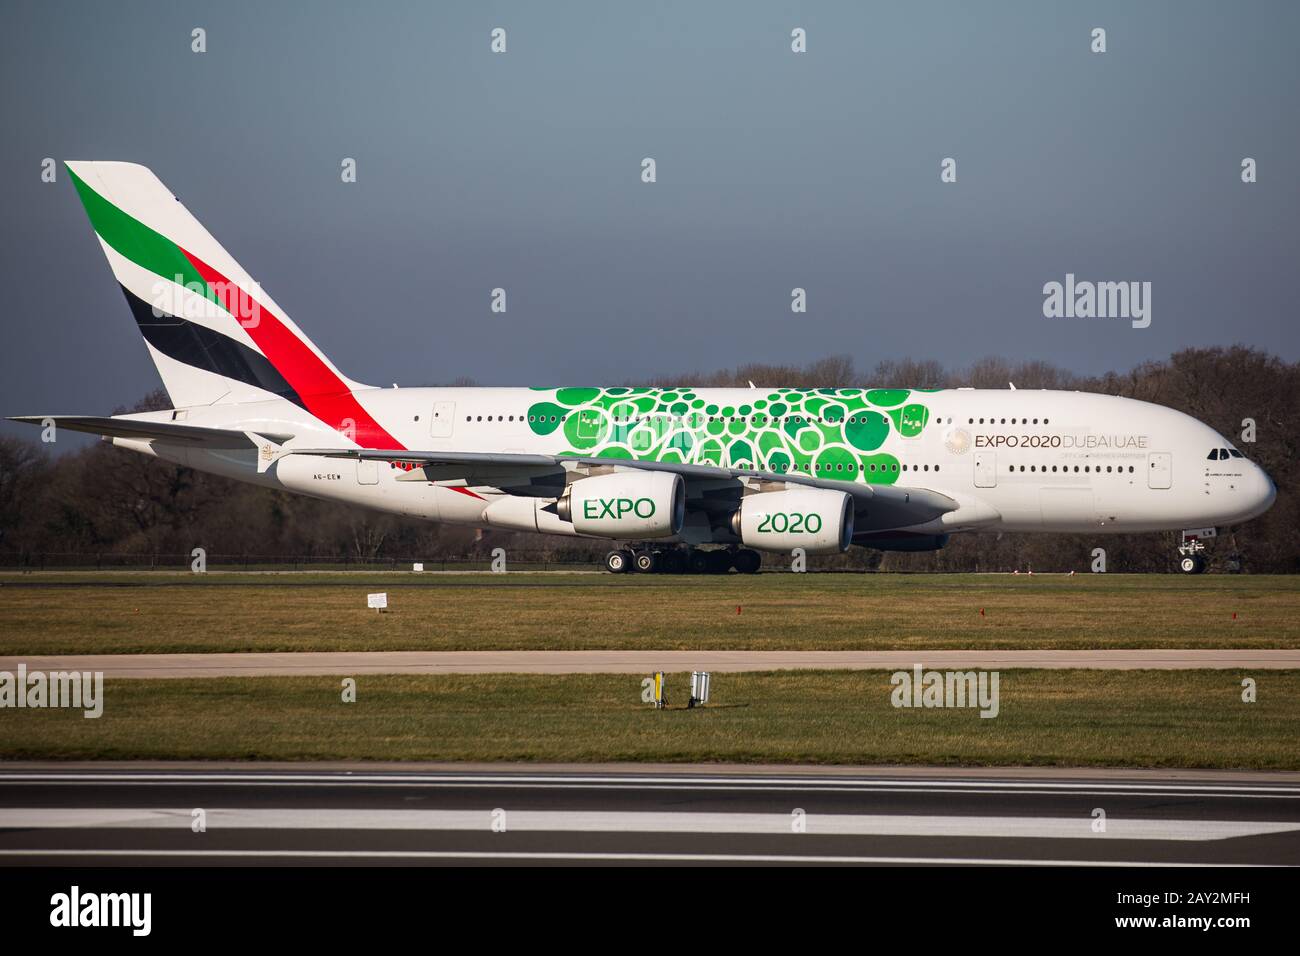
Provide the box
[13,162,1276,574]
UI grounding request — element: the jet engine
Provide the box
[730,488,854,553]
[557,471,686,539]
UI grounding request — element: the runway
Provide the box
[1,764,1297,865]
[3,649,1298,678]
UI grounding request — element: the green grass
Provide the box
[1,572,1296,654]
[1,670,1295,770]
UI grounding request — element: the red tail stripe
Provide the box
[180,247,405,451]
[179,247,485,502]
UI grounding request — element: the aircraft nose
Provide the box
[1250,463,1277,518]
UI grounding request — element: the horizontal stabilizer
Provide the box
[8,415,294,449]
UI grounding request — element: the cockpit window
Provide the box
[1207,449,1219,460]
[1228,449,1244,459]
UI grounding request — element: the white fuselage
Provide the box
[115,386,1277,544]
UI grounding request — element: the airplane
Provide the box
[11,162,1277,575]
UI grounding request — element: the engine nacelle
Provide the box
[558,471,685,539]
[731,488,854,554]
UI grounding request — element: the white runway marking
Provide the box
[0,848,1262,867]
[4,771,1299,799]
[4,807,1296,841]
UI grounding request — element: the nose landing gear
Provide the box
[1178,529,1214,574]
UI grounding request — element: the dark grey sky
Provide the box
[2,1,1297,440]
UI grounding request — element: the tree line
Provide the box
[1,346,1294,572]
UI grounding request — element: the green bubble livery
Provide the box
[525,387,932,485]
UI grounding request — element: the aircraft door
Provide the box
[1147,452,1172,489]
[974,450,997,488]
[429,401,456,438]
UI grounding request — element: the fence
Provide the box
[0,551,613,572]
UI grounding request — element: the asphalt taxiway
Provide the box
[1,764,1296,866]
[3,649,1298,678]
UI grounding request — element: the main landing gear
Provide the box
[603,547,762,575]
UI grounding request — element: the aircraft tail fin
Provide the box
[65,161,368,411]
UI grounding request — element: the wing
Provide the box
[8,415,295,449]
[283,446,959,531]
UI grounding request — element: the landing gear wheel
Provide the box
[733,549,762,574]
[706,549,734,574]
[1179,554,1206,574]
[634,551,656,573]
[605,549,633,574]
[688,549,711,575]
[661,550,687,574]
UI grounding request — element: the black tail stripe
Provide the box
[119,285,306,409]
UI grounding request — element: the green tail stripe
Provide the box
[68,166,206,292]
